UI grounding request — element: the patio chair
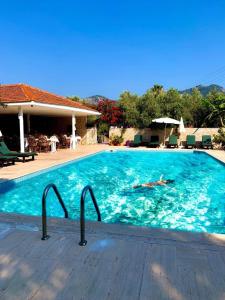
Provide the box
[202,135,213,149]
[0,154,17,167]
[38,135,51,152]
[0,141,37,163]
[59,135,70,148]
[147,135,160,148]
[27,135,39,152]
[167,135,178,148]
[186,135,196,149]
[130,135,142,147]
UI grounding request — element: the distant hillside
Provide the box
[181,84,225,96]
[84,95,116,106]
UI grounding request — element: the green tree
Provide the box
[182,89,205,127]
[150,84,164,97]
[67,96,82,102]
[137,89,161,127]
[119,91,140,127]
[203,90,225,127]
[158,88,183,119]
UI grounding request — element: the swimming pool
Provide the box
[0,150,225,234]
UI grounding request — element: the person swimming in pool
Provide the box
[133,175,174,189]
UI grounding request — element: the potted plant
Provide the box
[109,134,124,146]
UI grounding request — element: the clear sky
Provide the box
[1,0,225,99]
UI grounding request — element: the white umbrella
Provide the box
[179,117,186,133]
[152,117,180,125]
[152,117,180,146]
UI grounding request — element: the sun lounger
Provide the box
[0,154,17,167]
[202,135,213,149]
[130,135,142,147]
[147,135,160,147]
[0,141,37,162]
[167,135,178,148]
[186,135,196,149]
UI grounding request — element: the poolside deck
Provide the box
[1,213,225,300]
[0,144,109,181]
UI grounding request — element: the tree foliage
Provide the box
[67,96,82,102]
[68,85,225,135]
[117,85,225,128]
[213,127,225,145]
[97,99,123,125]
[119,91,140,127]
[203,90,225,127]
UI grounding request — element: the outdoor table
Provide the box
[24,138,29,148]
[70,136,75,149]
[76,135,81,144]
[70,135,81,149]
[49,136,59,152]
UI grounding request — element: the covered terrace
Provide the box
[0,84,100,152]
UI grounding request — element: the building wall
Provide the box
[109,127,219,145]
[81,127,98,144]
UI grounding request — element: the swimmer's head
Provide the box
[165,179,175,184]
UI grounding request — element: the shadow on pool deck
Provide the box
[0,213,225,299]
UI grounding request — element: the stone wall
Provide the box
[109,127,219,145]
[179,128,219,142]
[81,127,98,144]
[76,116,87,140]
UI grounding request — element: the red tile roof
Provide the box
[0,83,98,113]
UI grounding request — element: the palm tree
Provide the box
[151,84,164,97]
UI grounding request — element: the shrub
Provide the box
[97,122,110,143]
[213,127,225,146]
[109,134,124,146]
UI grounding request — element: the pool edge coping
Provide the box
[1,212,225,250]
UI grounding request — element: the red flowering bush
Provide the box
[97,99,123,126]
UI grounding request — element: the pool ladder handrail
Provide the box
[41,183,68,240]
[79,185,101,246]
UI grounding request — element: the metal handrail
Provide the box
[79,185,101,246]
[41,183,68,240]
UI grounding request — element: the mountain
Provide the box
[84,95,116,105]
[181,84,225,96]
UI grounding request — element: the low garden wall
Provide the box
[109,127,219,146]
[81,127,98,144]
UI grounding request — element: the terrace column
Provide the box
[71,114,76,149]
[18,107,25,153]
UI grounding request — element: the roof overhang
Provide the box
[0,101,100,117]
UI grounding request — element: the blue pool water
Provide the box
[0,150,225,234]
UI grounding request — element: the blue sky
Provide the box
[1,0,225,99]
